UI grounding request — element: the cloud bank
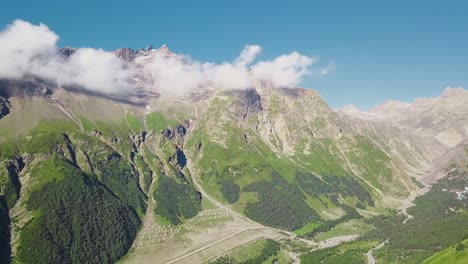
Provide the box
[0,19,329,96]
[145,45,317,95]
[0,20,134,94]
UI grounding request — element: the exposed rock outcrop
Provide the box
[115,48,137,62]
[0,79,52,98]
[0,97,10,120]
[162,121,190,147]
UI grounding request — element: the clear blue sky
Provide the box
[2,0,467,109]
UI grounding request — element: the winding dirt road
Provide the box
[367,240,387,264]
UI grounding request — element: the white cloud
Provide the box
[144,45,317,95]
[144,52,204,96]
[319,61,336,76]
[251,52,316,87]
[55,48,134,94]
[0,19,325,97]
[0,20,134,94]
[233,45,262,66]
[0,20,58,79]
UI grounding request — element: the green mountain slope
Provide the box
[186,88,419,234]
[0,84,466,263]
[422,239,468,264]
[0,92,202,263]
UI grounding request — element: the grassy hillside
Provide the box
[422,239,468,264]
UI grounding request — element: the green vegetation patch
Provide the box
[294,222,320,236]
[300,240,376,264]
[422,239,468,264]
[126,112,143,132]
[345,136,394,189]
[145,112,177,132]
[29,154,66,192]
[0,120,79,159]
[21,121,79,154]
[297,139,349,176]
[209,239,281,264]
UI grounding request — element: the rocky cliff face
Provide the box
[0,97,10,120]
[0,78,52,99]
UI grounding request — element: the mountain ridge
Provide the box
[0,69,467,263]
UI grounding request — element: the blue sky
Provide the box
[1,0,467,109]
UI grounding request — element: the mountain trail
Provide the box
[367,240,387,264]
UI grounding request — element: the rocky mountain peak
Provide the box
[158,44,168,51]
[156,44,175,58]
[115,47,137,62]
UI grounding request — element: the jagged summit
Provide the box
[157,44,169,52]
[115,47,136,62]
[155,44,175,58]
[114,44,174,62]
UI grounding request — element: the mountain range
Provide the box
[0,45,467,264]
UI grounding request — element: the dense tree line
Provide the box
[153,174,201,225]
[244,170,369,231]
[296,172,374,206]
[220,180,240,204]
[0,196,11,264]
[244,172,319,230]
[96,154,147,215]
[19,156,141,264]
